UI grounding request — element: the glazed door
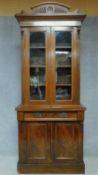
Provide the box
[22,27,51,104]
[50,27,79,105]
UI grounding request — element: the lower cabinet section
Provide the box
[18,117,84,173]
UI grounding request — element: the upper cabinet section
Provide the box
[15,2,86,106]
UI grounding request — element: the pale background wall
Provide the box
[0,17,21,156]
[0,16,98,159]
[80,17,98,156]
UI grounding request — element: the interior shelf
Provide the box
[30,84,45,87]
[30,45,45,49]
[30,65,45,68]
[56,84,72,86]
[56,65,71,68]
[56,46,71,49]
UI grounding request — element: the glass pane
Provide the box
[30,32,45,47]
[30,49,45,66]
[30,32,46,100]
[56,32,71,47]
[55,32,72,100]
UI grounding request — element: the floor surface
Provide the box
[0,156,97,175]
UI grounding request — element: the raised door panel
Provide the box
[25,122,51,163]
[53,122,83,163]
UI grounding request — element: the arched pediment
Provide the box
[16,2,85,16]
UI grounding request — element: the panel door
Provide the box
[25,122,51,163]
[53,122,83,163]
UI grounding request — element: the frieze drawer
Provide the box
[24,112,78,121]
